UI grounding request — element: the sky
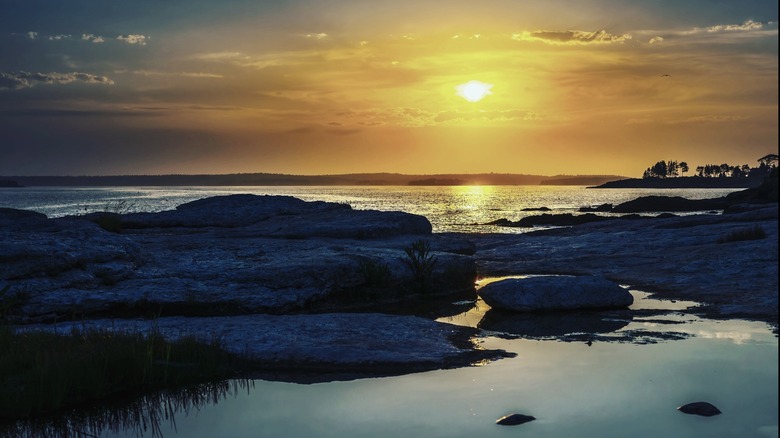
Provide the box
[1,0,777,177]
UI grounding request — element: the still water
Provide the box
[2,186,775,437]
[7,292,777,438]
[0,185,741,233]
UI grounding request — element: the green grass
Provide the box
[716,225,767,244]
[0,325,248,419]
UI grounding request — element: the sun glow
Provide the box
[456,80,493,102]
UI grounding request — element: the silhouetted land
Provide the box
[594,176,764,189]
[1,173,626,187]
[0,179,22,187]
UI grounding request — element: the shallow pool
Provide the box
[7,291,778,438]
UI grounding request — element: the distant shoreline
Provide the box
[591,176,763,189]
[0,173,627,187]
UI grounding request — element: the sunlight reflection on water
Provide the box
[0,185,742,233]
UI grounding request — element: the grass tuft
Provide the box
[0,325,247,419]
[403,239,438,293]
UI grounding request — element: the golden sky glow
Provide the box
[0,1,777,176]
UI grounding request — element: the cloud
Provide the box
[48,34,71,41]
[27,31,38,40]
[681,20,768,35]
[649,36,664,44]
[434,109,542,123]
[705,20,764,33]
[305,33,328,39]
[512,29,632,45]
[117,34,150,45]
[0,71,114,90]
[336,107,436,127]
[124,70,223,78]
[82,33,105,43]
[626,114,749,125]
[333,107,542,128]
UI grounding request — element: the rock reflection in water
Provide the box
[1,379,253,438]
[478,309,632,339]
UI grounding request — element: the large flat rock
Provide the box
[1,195,475,321]
[15,313,509,378]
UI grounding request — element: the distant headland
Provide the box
[593,155,778,189]
[0,173,626,187]
[0,179,23,188]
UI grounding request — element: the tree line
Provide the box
[643,154,778,179]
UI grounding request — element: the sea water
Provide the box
[0,185,742,233]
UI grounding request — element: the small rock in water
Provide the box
[496,413,536,426]
[677,401,722,417]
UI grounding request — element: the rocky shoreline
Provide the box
[2,175,778,380]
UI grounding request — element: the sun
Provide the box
[456,80,493,102]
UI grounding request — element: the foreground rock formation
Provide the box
[1,195,476,320]
[2,195,496,376]
[475,170,779,328]
[469,204,778,327]
[18,313,507,379]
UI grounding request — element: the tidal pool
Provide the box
[6,291,778,438]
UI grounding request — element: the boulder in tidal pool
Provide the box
[496,413,536,426]
[677,401,722,417]
[478,275,633,312]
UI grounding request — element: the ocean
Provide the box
[0,185,742,233]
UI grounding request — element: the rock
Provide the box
[677,401,722,417]
[478,276,633,312]
[109,194,433,238]
[725,167,778,203]
[2,195,477,321]
[487,213,610,228]
[471,205,778,327]
[520,206,551,211]
[611,196,729,213]
[496,413,536,425]
[0,208,46,221]
[16,313,511,378]
[117,194,343,229]
[579,203,613,212]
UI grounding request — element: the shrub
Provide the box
[716,225,767,244]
